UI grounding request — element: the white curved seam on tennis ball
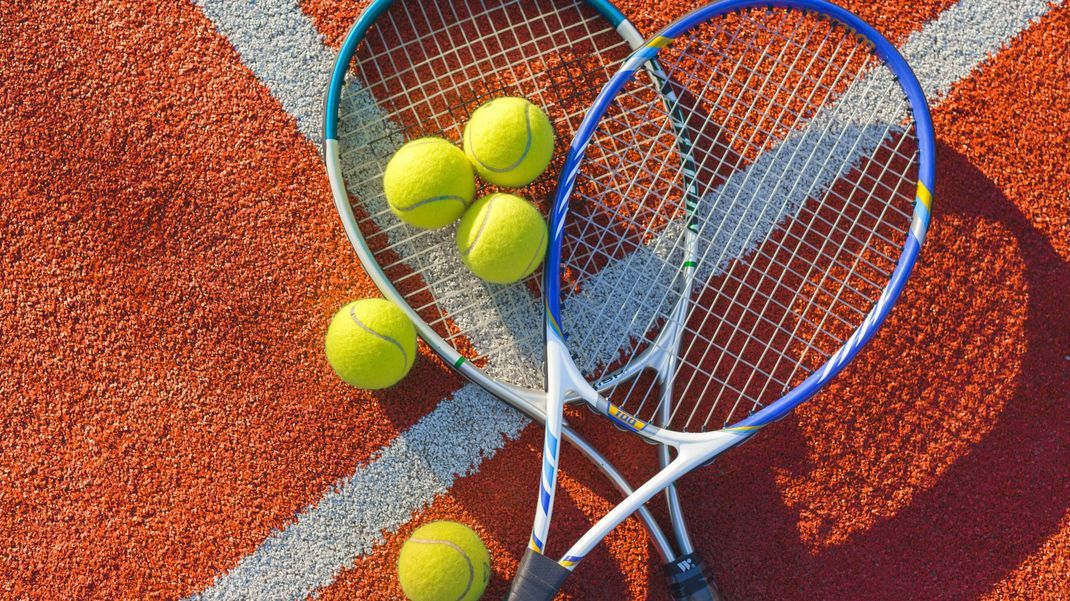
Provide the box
[406,537,475,601]
[467,102,534,173]
[520,221,547,279]
[349,305,410,369]
[459,196,497,257]
[397,195,470,211]
[392,138,470,212]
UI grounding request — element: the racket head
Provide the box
[321,0,641,396]
[545,0,936,440]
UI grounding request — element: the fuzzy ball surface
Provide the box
[456,193,547,284]
[463,97,554,188]
[384,138,475,229]
[324,298,416,390]
[397,521,491,601]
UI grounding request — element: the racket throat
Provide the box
[594,297,689,400]
[636,292,692,380]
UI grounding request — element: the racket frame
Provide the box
[525,0,936,582]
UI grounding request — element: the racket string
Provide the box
[683,67,913,430]
[566,15,849,366]
[559,8,919,431]
[347,1,622,137]
[773,126,919,395]
[682,92,915,430]
[343,27,625,142]
[570,16,855,394]
[561,45,743,371]
[560,154,909,292]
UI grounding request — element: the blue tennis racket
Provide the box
[510,1,936,598]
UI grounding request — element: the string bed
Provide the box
[559,7,920,432]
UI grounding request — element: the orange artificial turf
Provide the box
[0,0,462,597]
[1,0,1067,599]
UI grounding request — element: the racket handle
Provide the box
[664,552,722,601]
[506,548,571,601]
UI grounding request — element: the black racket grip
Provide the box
[664,552,722,601]
[506,548,571,601]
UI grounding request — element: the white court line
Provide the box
[190,0,1061,599]
[190,386,526,601]
[193,0,331,140]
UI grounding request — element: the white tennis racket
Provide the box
[321,1,720,598]
[509,1,936,598]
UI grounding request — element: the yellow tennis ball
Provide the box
[397,521,491,601]
[384,138,475,229]
[324,298,416,390]
[456,193,547,284]
[463,97,554,188]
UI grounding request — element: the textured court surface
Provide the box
[2,0,1069,599]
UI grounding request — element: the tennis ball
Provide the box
[397,521,491,601]
[384,138,475,229]
[456,193,547,284]
[324,298,416,390]
[463,97,554,188]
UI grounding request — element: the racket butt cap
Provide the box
[506,548,571,601]
[664,552,722,601]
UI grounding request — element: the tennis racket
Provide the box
[509,0,936,598]
[320,1,719,598]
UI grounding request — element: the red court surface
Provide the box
[2,0,1067,599]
